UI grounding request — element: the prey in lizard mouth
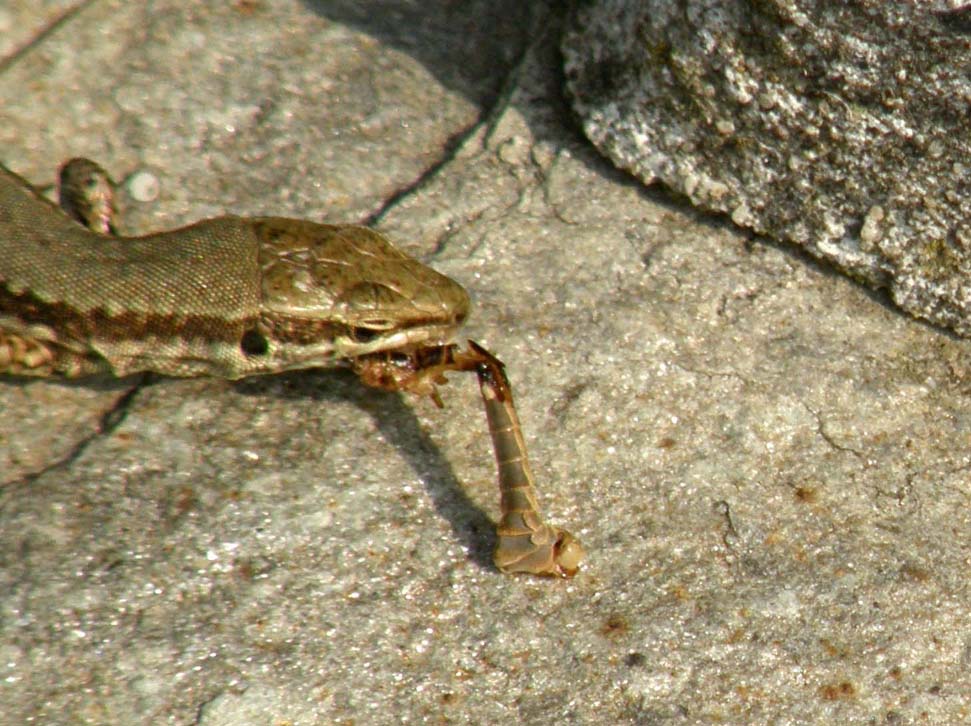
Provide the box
[352,342,480,408]
[353,339,586,578]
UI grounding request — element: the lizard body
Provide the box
[0,162,468,378]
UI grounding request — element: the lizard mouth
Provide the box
[248,305,466,369]
[339,318,463,358]
[347,308,467,346]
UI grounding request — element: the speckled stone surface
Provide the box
[5,1,971,724]
[563,0,971,337]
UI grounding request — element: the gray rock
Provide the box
[563,0,971,336]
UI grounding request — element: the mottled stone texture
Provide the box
[563,0,971,336]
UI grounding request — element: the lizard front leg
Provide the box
[0,159,120,377]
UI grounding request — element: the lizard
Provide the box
[0,158,583,577]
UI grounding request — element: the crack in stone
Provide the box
[803,403,866,460]
[0,1,94,76]
[3,377,146,491]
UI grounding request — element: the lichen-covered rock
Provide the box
[563,0,971,336]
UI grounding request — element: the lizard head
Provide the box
[251,219,470,370]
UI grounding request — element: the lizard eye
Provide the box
[240,328,269,356]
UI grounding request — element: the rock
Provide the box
[563,0,971,336]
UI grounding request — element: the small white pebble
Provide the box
[127,170,160,203]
